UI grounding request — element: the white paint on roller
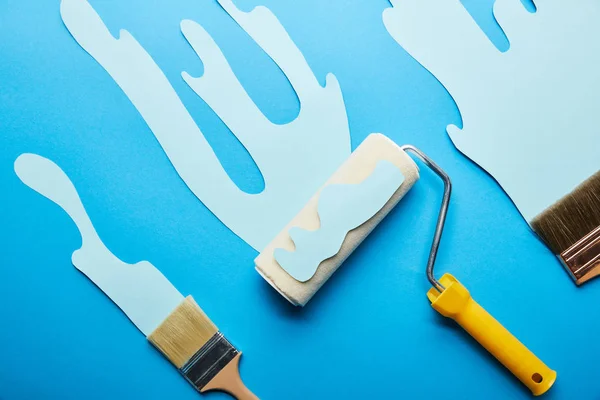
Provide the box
[275,161,405,282]
[14,153,184,336]
[256,134,420,306]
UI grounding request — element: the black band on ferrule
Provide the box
[179,332,239,391]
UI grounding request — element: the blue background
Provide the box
[1,0,598,399]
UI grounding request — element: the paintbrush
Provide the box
[149,297,257,399]
[531,172,600,285]
[14,153,257,399]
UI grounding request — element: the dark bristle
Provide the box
[531,170,600,254]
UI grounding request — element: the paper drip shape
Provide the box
[274,161,405,282]
[384,0,600,221]
[14,154,183,336]
[60,0,350,251]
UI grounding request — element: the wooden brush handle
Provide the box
[200,353,258,400]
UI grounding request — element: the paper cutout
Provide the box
[14,154,184,336]
[384,0,600,221]
[60,0,350,250]
[274,161,405,282]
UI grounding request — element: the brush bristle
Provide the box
[531,170,600,255]
[148,296,218,368]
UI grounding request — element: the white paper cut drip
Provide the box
[60,0,351,251]
[15,154,184,336]
[384,0,600,221]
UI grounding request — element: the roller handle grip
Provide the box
[427,274,556,396]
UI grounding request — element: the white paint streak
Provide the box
[60,0,351,250]
[15,154,183,336]
[384,0,600,220]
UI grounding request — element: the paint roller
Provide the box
[255,134,556,395]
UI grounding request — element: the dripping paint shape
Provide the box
[274,161,405,282]
[60,0,350,251]
[14,154,183,336]
[384,0,600,221]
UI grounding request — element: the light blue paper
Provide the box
[14,154,184,336]
[384,0,600,221]
[60,0,350,250]
[274,161,405,282]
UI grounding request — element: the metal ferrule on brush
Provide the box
[560,225,600,283]
[180,332,239,391]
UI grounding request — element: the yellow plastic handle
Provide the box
[427,273,556,396]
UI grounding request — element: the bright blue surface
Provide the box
[0,1,598,399]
